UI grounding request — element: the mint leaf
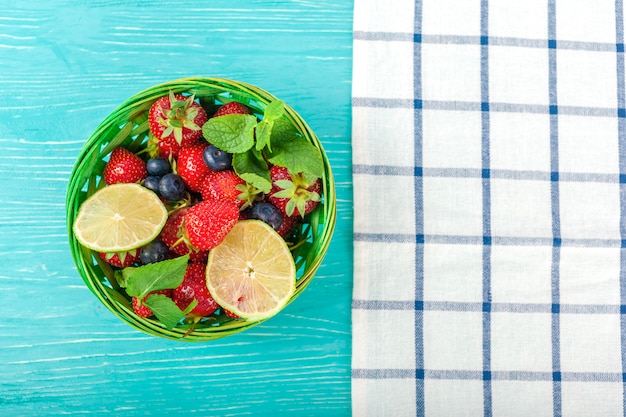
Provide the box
[114,267,134,288]
[263,100,285,121]
[265,137,324,178]
[255,119,274,152]
[232,149,272,193]
[125,255,190,300]
[201,114,257,153]
[144,294,189,330]
[271,117,298,143]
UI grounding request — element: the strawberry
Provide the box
[148,92,208,148]
[160,208,208,261]
[132,289,173,318]
[213,101,251,117]
[177,143,211,192]
[200,170,254,209]
[183,199,239,251]
[223,308,241,319]
[160,207,189,253]
[157,135,182,159]
[276,213,299,238]
[99,248,140,268]
[103,147,147,185]
[268,166,321,217]
[173,262,219,317]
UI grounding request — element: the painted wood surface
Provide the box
[0,1,353,415]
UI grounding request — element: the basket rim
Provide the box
[66,76,337,342]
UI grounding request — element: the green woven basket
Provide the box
[66,77,336,341]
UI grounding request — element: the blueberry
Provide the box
[202,144,232,171]
[140,239,169,264]
[146,157,172,176]
[250,202,283,230]
[159,173,185,201]
[143,175,161,194]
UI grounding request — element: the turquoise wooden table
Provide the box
[1,1,353,415]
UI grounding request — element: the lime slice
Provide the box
[206,220,296,321]
[73,183,168,253]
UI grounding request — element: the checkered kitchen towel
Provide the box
[351,0,626,416]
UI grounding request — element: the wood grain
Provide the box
[0,1,353,415]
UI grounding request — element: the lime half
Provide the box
[206,220,296,321]
[73,183,168,253]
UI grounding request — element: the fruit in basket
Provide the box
[249,202,283,230]
[158,173,186,201]
[146,157,172,177]
[99,249,140,268]
[213,101,251,117]
[73,183,168,252]
[173,261,219,317]
[202,144,232,171]
[139,239,169,264]
[206,220,296,321]
[148,92,208,147]
[183,199,239,251]
[200,170,249,209]
[132,289,173,318]
[103,147,147,185]
[71,87,331,334]
[177,142,211,192]
[268,166,321,217]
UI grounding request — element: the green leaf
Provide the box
[263,100,285,121]
[232,149,272,193]
[125,255,190,300]
[144,294,188,330]
[115,266,137,288]
[265,137,324,178]
[182,299,199,315]
[270,117,298,144]
[201,114,257,153]
[255,119,274,152]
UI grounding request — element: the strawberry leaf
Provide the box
[202,114,257,153]
[124,255,190,300]
[144,294,197,330]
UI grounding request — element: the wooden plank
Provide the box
[0,1,353,415]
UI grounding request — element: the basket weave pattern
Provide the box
[66,77,336,341]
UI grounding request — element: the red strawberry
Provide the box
[99,248,140,268]
[223,308,240,319]
[160,208,208,261]
[132,289,173,318]
[200,170,251,209]
[173,262,219,317]
[268,166,322,217]
[276,214,299,238]
[148,92,208,148]
[177,143,212,192]
[103,147,147,185]
[157,135,181,159]
[183,199,239,251]
[213,101,251,117]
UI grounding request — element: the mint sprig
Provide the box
[201,100,324,191]
[201,114,257,153]
[124,255,190,300]
[117,255,197,329]
[144,294,198,330]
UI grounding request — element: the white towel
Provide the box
[352,0,626,415]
